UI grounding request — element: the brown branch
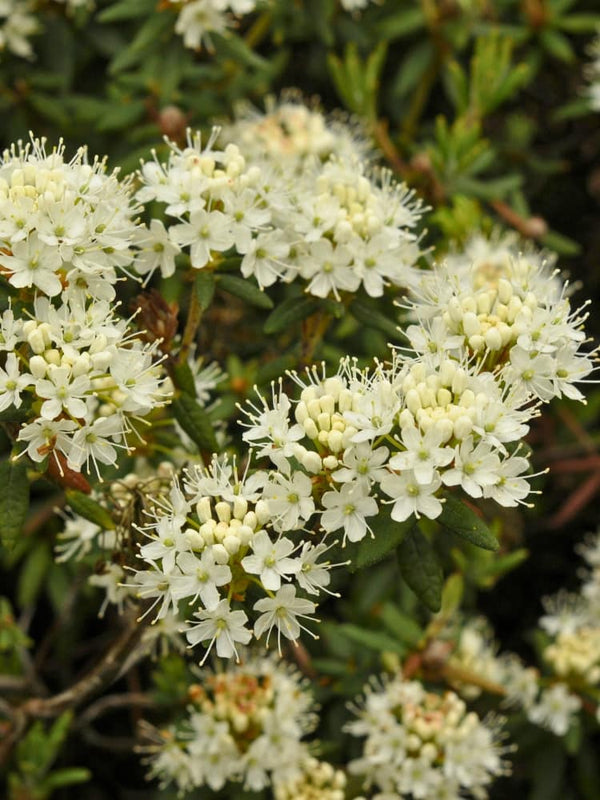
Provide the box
[19,607,149,720]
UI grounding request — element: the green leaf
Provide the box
[172,362,197,397]
[558,13,600,33]
[217,274,274,310]
[338,624,407,655]
[376,7,426,39]
[172,392,219,453]
[0,459,30,549]
[98,0,155,22]
[263,296,319,334]
[379,602,423,647]
[349,299,401,340]
[539,29,574,63]
[44,767,92,790]
[65,491,115,531]
[17,542,51,608]
[540,229,581,256]
[348,513,414,572]
[194,270,216,311]
[397,526,443,612]
[439,494,498,551]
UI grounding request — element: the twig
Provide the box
[75,692,155,730]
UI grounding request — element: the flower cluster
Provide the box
[405,233,594,402]
[221,92,369,170]
[241,350,537,549]
[449,617,583,737]
[145,653,318,794]
[139,111,423,298]
[130,456,338,661]
[0,138,170,473]
[540,531,600,692]
[345,676,508,800]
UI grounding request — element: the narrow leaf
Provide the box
[263,296,319,335]
[439,494,499,551]
[217,274,274,310]
[338,624,407,655]
[350,299,401,339]
[397,526,443,612]
[194,270,216,311]
[0,459,30,548]
[65,491,115,531]
[172,392,218,452]
[380,602,424,647]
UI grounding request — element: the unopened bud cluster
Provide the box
[146,654,317,794]
[345,676,508,800]
[407,233,594,402]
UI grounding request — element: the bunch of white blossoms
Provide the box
[0,137,171,473]
[538,531,600,697]
[345,676,508,800]
[138,120,424,299]
[130,455,339,661]
[0,0,38,59]
[241,348,541,549]
[221,93,369,171]
[405,233,595,402]
[449,618,583,737]
[146,653,318,794]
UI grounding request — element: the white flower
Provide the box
[320,483,378,544]
[184,599,252,663]
[1,234,62,296]
[263,470,315,531]
[170,207,235,268]
[441,438,501,499]
[173,548,232,610]
[0,352,31,411]
[528,683,582,736]
[389,426,454,485]
[241,530,301,591]
[254,584,317,652]
[381,469,443,522]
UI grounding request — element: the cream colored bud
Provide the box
[323,455,338,470]
[223,534,240,555]
[214,521,229,542]
[185,530,204,551]
[498,278,513,304]
[477,292,493,315]
[317,430,329,445]
[303,419,319,440]
[91,351,113,371]
[328,429,344,453]
[72,354,91,377]
[434,417,454,443]
[233,496,248,521]
[437,387,452,407]
[462,296,477,314]
[243,511,258,530]
[199,521,215,545]
[255,500,271,525]
[27,329,47,354]
[214,501,231,524]
[440,359,457,387]
[452,368,467,395]
[317,412,331,432]
[29,355,47,378]
[319,394,336,416]
[447,297,463,324]
[302,450,322,474]
[468,334,485,351]
[454,415,473,440]
[238,525,254,546]
[399,409,415,429]
[212,544,229,564]
[324,376,344,399]
[462,311,481,337]
[405,388,422,415]
[307,398,321,420]
[338,388,354,412]
[484,327,503,351]
[295,401,309,425]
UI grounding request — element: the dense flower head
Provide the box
[345,675,508,800]
[0,295,169,474]
[241,349,539,546]
[0,136,146,300]
[145,652,318,794]
[449,617,583,737]
[221,92,370,169]
[130,455,338,659]
[405,233,595,402]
